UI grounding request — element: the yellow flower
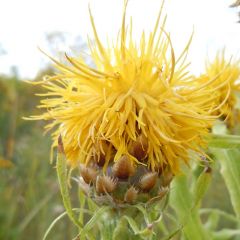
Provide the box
[201,50,240,127]
[30,1,218,175]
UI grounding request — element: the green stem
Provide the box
[56,150,81,228]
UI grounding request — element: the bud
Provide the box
[112,155,135,179]
[96,175,117,194]
[139,172,158,191]
[124,186,138,204]
[130,134,148,161]
[79,165,97,184]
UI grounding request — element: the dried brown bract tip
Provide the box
[57,135,64,154]
[112,155,135,179]
[130,134,148,161]
[124,186,138,204]
[139,172,158,192]
[79,165,97,184]
[96,175,117,194]
[161,171,174,187]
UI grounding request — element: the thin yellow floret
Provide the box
[199,50,240,126]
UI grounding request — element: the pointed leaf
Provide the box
[212,229,240,240]
[170,175,211,240]
[123,216,140,235]
[56,150,81,228]
[43,208,92,240]
[212,149,240,218]
[192,167,212,208]
[208,134,240,148]
[79,206,111,238]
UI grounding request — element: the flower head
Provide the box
[200,50,240,126]
[31,1,217,178]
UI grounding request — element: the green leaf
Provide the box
[43,208,92,240]
[203,211,220,231]
[212,149,240,218]
[170,175,211,240]
[123,216,140,235]
[200,208,240,234]
[212,229,240,240]
[133,205,150,224]
[123,216,153,239]
[78,189,86,225]
[192,167,212,208]
[208,134,240,148]
[113,217,132,240]
[18,192,55,232]
[43,211,68,240]
[79,206,111,238]
[56,151,81,228]
[162,226,183,240]
[200,208,239,224]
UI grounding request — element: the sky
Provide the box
[0,0,239,78]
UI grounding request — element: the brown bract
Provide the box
[112,155,136,179]
[96,175,117,194]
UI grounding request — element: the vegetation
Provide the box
[0,74,78,240]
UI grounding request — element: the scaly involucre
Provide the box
[30,1,220,174]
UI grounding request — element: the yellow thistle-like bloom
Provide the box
[200,51,240,127]
[30,1,218,178]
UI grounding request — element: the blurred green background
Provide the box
[0,71,79,240]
